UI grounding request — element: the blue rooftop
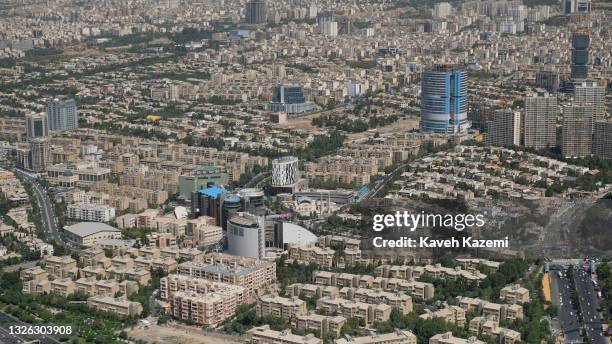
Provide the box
[198,186,227,199]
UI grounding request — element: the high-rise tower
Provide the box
[570,29,590,82]
[420,64,470,134]
[246,0,267,24]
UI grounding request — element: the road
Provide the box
[243,172,270,188]
[550,268,582,343]
[2,260,41,273]
[0,311,61,344]
[12,168,81,252]
[574,269,607,344]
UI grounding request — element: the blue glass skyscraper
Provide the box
[420,65,470,134]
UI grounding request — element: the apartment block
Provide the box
[499,284,530,304]
[429,332,485,344]
[286,283,339,299]
[420,305,466,326]
[87,296,143,318]
[256,295,308,320]
[457,297,523,322]
[44,255,78,279]
[469,317,521,344]
[292,313,346,338]
[523,96,558,150]
[246,325,321,344]
[339,287,413,314]
[80,247,106,267]
[177,253,276,299]
[316,297,392,325]
[50,278,76,297]
[67,203,116,222]
[455,258,500,273]
[288,244,335,268]
[335,330,417,344]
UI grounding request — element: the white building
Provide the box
[320,21,338,37]
[67,203,116,222]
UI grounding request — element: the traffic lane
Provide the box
[0,311,61,344]
[575,271,606,344]
[0,326,23,344]
[553,273,581,341]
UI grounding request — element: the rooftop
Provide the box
[64,222,120,238]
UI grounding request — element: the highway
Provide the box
[0,311,61,344]
[11,168,81,252]
[550,268,582,343]
[243,172,270,188]
[574,269,607,344]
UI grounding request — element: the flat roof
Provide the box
[65,222,120,238]
[197,185,227,198]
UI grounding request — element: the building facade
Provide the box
[47,96,78,132]
[420,65,469,134]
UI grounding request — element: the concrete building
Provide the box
[26,112,48,139]
[67,203,116,222]
[433,2,452,18]
[574,82,605,124]
[247,325,321,344]
[562,103,594,158]
[485,110,520,147]
[227,212,266,259]
[44,255,78,279]
[321,21,338,37]
[594,121,612,160]
[293,314,346,338]
[523,96,557,150]
[64,222,122,246]
[500,284,530,304]
[86,296,143,318]
[429,332,485,344]
[178,166,229,198]
[256,294,308,320]
[47,96,78,132]
[246,0,267,24]
[336,330,417,344]
[177,253,276,299]
[29,138,51,172]
[267,85,315,116]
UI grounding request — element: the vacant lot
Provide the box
[128,325,243,344]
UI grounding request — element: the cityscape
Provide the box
[0,0,611,343]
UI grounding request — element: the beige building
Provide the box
[500,284,530,304]
[293,313,346,338]
[87,296,143,318]
[257,295,308,320]
[288,244,335,268]
[246,325,321,344]
[429,332,485,344]
[335,330,417,344]
[50,278,76,297]
[177,253,276,299]
[161,274,247,327]
[44,255,78,279]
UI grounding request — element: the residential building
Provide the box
[246,325,321,344]
[47,96,78,132]
[67,203,116,222]
[523,96,557,150]
[485,110,520,147]
[86,296,143,318]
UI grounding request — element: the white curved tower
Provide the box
[271,156,299,187]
